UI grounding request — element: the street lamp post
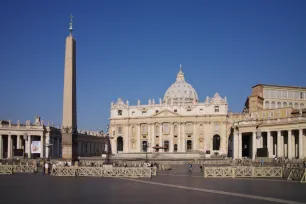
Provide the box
[143,142,150,163]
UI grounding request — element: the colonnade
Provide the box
[0,134,61,159]
[78,141,106,157]
[233,128,306,159]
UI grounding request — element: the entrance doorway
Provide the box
[164,141,169,152]
[187,140,192,151]
[174,144,178,152]
[242,133,253,158]
[142,141,148,152]
[213,135,220,150]
[117,137,123,152]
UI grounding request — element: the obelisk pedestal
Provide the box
[62,17,77,160]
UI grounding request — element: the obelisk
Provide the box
[62,14,77,160]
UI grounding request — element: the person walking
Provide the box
[44,161,49,175]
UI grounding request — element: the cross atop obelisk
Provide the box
[69,14,73,35]
[62,14,77,160]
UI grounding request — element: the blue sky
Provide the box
[0,0,305,131]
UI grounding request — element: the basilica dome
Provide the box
[163,65,198,105]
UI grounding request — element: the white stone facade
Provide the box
[110,67,229,156]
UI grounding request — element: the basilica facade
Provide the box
[109,66,230,156]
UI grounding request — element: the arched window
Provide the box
[301,103,304,109]
[271,101,276,109]
[200,124,204,132]
[294,103,299,109]
[283,102,287,107]
[289,102,293,108]
[277,102,282,108]
[213,135,221,150]
[265,101,270,109]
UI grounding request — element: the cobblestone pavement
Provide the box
[0,165,305,204]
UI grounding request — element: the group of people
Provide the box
[188,162,206,172]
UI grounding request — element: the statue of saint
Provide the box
[126,100,129,106]
[152,98,155,105]
[159,98,162,105]
[137,100,140,106]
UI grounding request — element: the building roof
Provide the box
[252,84,306,89]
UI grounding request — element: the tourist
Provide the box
[188,162,192,172]
[44,161,49,175]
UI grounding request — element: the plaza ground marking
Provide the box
[119,178,305,204]
[157,173,298,183]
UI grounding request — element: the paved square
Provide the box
[0,166,306,204]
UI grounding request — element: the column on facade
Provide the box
[17,135,21,149]
[288,130,292,159]
[181,123,185,152]
[123,125,128,153]
[40,135,44,158]
[8,134,12,158]
[150,123,155,153]
[252,132,257,160]
[267,131,272,158]
[159,123,163,152]
[238,132,242,159]
[0,135,3,158]
[233,130,239,159]
[177,123,181,152]
[27,135,32,158]
[137,124,141,152]
[299,129,303,159]
[45,133,50,158]
[169,123,174,152]
[277,130,282,157]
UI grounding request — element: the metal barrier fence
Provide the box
[284,168,306,183]
[0,165,37,174]
[204,167,283,178]
[51,167,156,178]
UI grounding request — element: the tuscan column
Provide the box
[238,132,242,159]
[40,135,44,158]
[17,135,21,149]
[276,130,281,157]
[252,132,257,160]
[288,130,292,159]
[45,133,50,158]
[267,131,272,158]
[0,135,3,158]
[27,135,32,158]
[233,130,239,159]
[299,129,303,159]
[8,134,12,158]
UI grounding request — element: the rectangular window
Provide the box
[155,110,159,113]
[214,106,219,112]
[118,110,122,116]
[174,109,177,112]
[132,111,135,115]
[142,110,147,114]
[187,108,191,112]
[301,92,304,99]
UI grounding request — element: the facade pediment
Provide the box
[151,109,181,117]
